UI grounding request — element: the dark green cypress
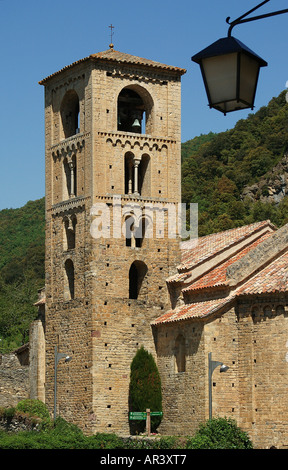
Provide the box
[129,346,162,433]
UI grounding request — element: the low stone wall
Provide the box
[0,353,29,408]
[0,414,41,433]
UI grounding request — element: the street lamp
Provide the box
[54,345,72,420]
[192,0,288,115]
[208,352,229,420]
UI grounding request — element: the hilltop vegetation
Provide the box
[182,90,288,235]
[1,90,288,351]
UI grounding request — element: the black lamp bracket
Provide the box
[226,0,288,37]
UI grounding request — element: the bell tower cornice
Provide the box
[99,131,175,151]
[50,132,88,161]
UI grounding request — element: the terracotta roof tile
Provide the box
[152,296,234,325]
[183,231,272,293]
[179,220,274,271]
[39,48,186,84]
[155,244,288,326]
[167,220,275,285]
[155,223,286,326]
[90,49,186,73]
[236,249,288,296]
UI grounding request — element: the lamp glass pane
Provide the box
[202,53,238,104]
[239,53,260,106]
[214,100,248,113]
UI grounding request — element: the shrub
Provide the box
[159,436,183,449]
[0,406,16,420]
[52,416,83,436]
[16,399,50,422]
[0,417,87,449]
[41,417,87,449]
[121,437,160,449]
[86,432,123,449]
[186,417,253,449]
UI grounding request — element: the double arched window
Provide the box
[124,152,150,197]
[124,214,151,248]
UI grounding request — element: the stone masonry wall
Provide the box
[0,353,29,408]
[42,55,183,435]
[236,296,288,449]
[156,320,206,437]
[157,296,288,448]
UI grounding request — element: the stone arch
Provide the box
[138,153,151,197]
[124,152,135,195]
[129,260,148,299]
[117,85,154,135]
[63,158,70,200]
[263,304,273,319]
[251,305,260,323]
[276,304,285,316]
[135,216,151,248]
[60,90,80,139]
[124,213,135,247]
[63,214,77,250]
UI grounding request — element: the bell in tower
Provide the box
[117,88,144,133]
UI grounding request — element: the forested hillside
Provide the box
[1,90,288,352]
[182,90,288,236]
[0,198,45,352]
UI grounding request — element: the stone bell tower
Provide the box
[39,45,186,434]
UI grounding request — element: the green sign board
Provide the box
[129,411,163,420]
[129,412,146,420]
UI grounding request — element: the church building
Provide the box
[31,45,288,449]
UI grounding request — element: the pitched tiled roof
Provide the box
[183,230,273,293]
[179,220,274,271]
[154,221,287,326]
[236,249,288,296]
[39,48,186,84]
[90,49,186,73]
[168,220,275,285]
[152,296,234,325]
[154,247,288,325]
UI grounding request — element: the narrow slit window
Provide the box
[64,259,75,300]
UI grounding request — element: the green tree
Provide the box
[16,399,51,421]
[0,273,40,353]
[129,346,162,433]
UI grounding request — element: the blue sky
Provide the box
[0,0,287,210]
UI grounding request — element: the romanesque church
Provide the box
[29,45,288,449]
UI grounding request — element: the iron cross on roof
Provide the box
[109,24,114,49]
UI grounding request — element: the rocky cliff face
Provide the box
[241,154,288,205]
